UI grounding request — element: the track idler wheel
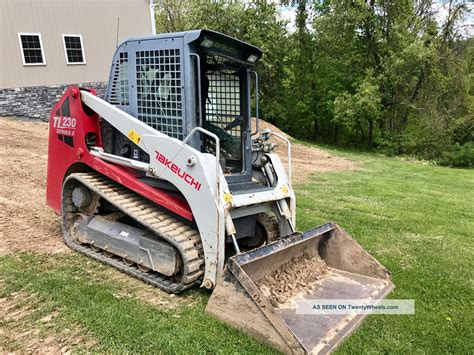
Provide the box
[71,185,100,215]
[122,258,134,266]
[137,264,150,273]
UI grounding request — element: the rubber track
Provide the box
[62,172,204,293]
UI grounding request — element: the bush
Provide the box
[438,142,474,168]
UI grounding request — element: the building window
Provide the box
[18,33,46,66]
[62,35,86,64]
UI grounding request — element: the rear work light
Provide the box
[247,54,258,63]
[201,38,214,48]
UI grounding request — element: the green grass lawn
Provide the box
[1,148,473,353]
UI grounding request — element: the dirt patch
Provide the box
[256,252,328,307]
[0,290,96,353]
[252,118,356,183]
[206,277,292,353]
[0,117,66,256]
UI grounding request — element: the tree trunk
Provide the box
[334,124,339,145]
[368,118,373,147]
[313,118,320,139]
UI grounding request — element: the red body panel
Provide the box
[46,86,193,221]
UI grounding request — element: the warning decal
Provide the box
[127,129,141,145]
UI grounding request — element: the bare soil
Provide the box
[256,252,328,307]
[206,277,291,353]
[0,118,66,256]
[253,119,356,183]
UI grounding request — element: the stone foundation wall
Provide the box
[0,82,107,120]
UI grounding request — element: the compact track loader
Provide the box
[47,30,393,353]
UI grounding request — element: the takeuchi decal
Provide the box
[155,150,202,191]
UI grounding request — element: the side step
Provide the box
[206,222,394,354]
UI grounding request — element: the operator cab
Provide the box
[104,30,262,187]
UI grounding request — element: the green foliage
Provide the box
[333,72,382,146]
[439,142,474,167]
[154,1,473,166]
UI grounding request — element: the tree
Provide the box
[154,0,193,32]
[153,0,473,166]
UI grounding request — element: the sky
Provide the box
[277,1,473,37]
[277,4,296,32]
[435,0,473,37]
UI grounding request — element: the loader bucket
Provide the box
[206,222,394,354]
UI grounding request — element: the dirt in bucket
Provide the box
[256,252,328,307]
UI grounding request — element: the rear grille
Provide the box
[136,49,183,139]
[108,52,129,106]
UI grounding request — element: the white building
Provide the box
[0,0,154,118]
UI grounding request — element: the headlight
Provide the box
[201,38,214,48]
[247,54,259,63]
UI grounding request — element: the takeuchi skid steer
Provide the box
[46,30,394,354]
